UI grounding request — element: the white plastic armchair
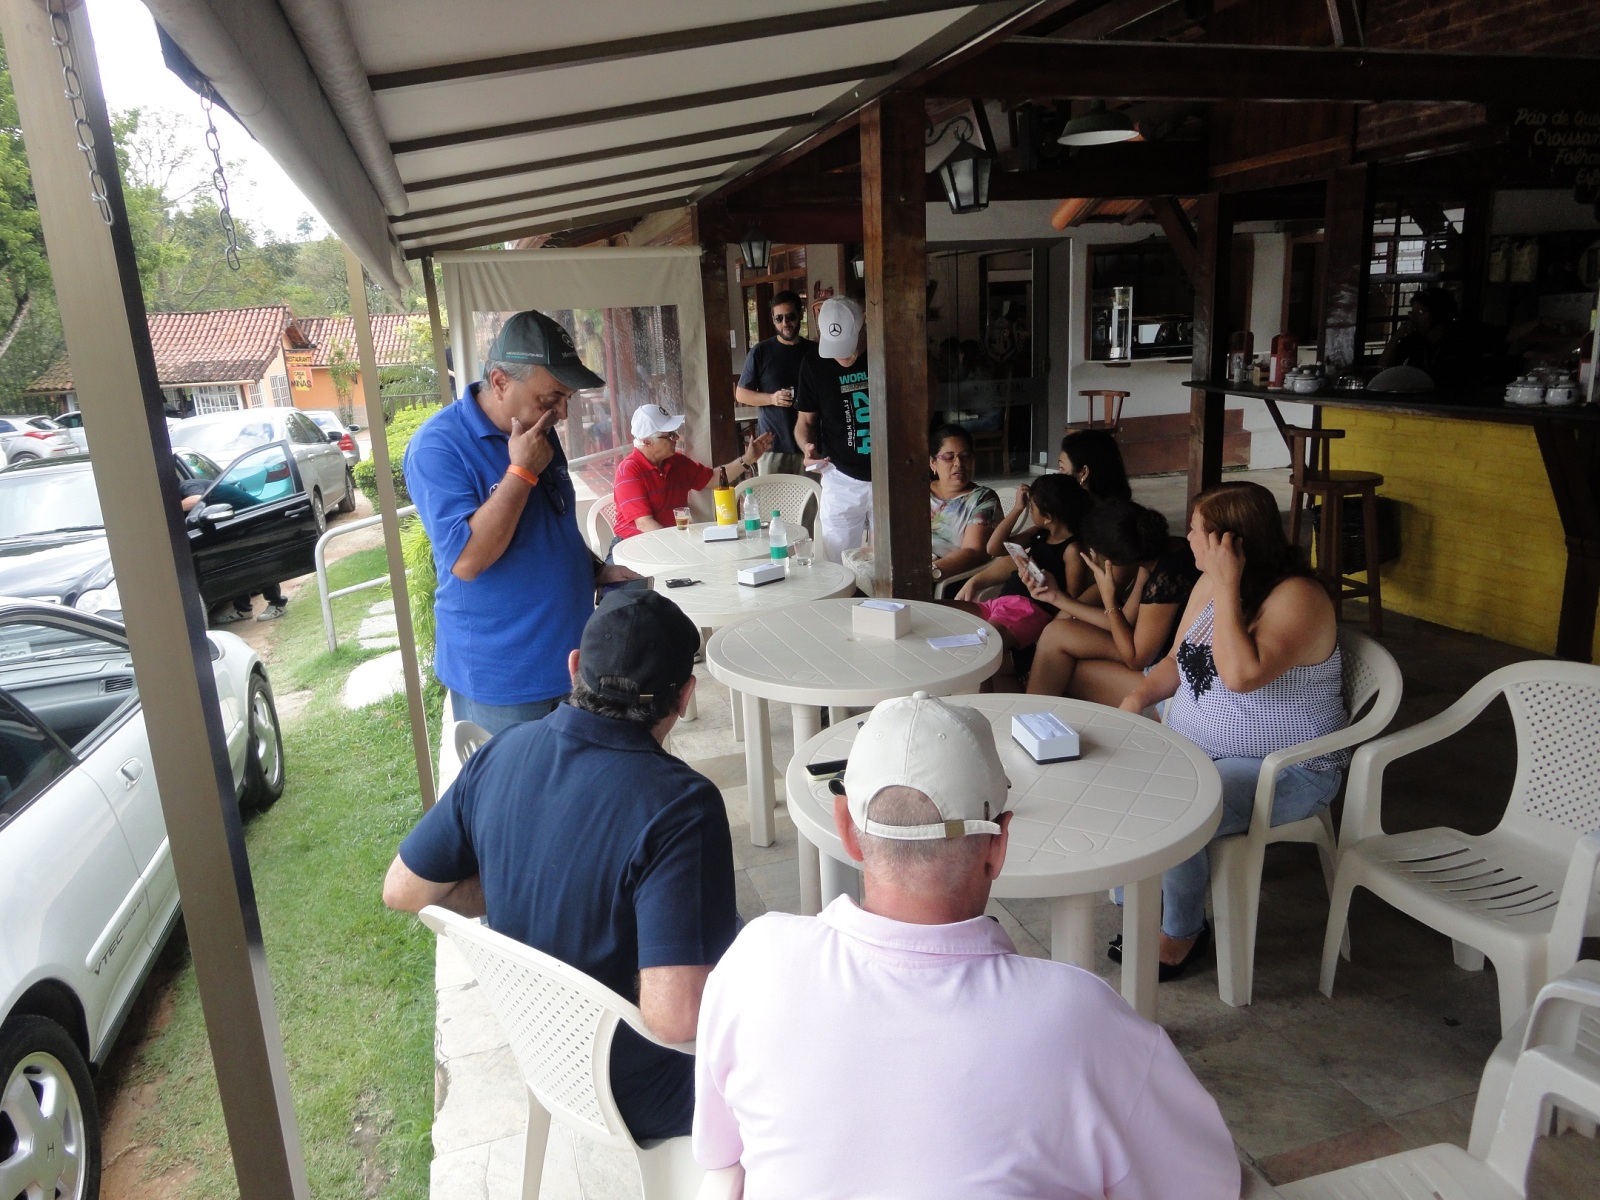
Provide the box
[1319,661,1600,1034]
[1207,630,1403,1007]
[585,491,619,557]
[1277,1043,1600,1199]
[418,906,705,1200]
[744,472,820,534]
[436,720,490,794]
[1468,958,1600,1157]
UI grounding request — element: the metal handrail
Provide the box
[316,505,416,652]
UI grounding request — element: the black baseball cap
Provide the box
[485,310,606,391]
[578,589,699,705]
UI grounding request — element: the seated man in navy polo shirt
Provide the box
[404,309,640,735]
[382,589,739,1140]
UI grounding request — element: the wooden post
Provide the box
[861,92,931,599]
[345,245,436,811]
[1321,164,1370,373]
[1187,192,1234,501]
[0,2,310,1194]
[693,202,740,466]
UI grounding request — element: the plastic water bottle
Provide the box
[768,510,790,571]
[741,488,760,534]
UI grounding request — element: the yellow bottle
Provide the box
[713,465,737,525]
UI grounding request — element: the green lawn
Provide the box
[111,547,443,1198]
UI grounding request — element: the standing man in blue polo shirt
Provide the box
[405,309,639,734]
[383,589,739,1141]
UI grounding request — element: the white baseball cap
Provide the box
[838,692,1011,840]
[816,296,864,358]
[630,403,686,440]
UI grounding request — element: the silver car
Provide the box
[0,415,77,464]
[171,408,356,518]
[303,409,364,469]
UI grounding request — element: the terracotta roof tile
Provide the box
[30,305,297,392]
[296,313,422,368]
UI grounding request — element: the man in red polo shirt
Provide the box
[611,405,772,542]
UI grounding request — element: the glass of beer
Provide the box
[674,506,691,531]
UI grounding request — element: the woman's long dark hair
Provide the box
[1080,500,1168,566]
[1060,429,1132,501]
[1026,473,1093,537]
[1191,481,1310,618]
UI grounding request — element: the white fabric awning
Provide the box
[141,0,1047,288]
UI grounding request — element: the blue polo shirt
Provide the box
[398,703,739,1139]
[404,384,594,705]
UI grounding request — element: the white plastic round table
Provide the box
[639,557,855,630]
[611,521,769,572]
[783,693,1222,1022]
[705,600,1001,881]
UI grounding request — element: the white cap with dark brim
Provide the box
[837,691,1011,840]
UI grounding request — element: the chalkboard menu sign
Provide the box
[1502,107,1600,204]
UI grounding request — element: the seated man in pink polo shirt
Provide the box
[692,693,1240,1199]
[611,405,772,542]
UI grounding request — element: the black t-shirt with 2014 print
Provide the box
[794,354,872,481]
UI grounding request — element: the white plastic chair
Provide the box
[1208,630,1403,1007]
[1273,1043,1600,1199]
[418,906,705,1200]
[585,491,619,557]
[437,719,490,794]
[1319,661,1600,1034]
[1469,958,1600,1157]
[743,472,820,534]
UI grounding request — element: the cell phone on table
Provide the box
[1002,541,1046,587]
[598,575,653,598]
[804,757,849,779]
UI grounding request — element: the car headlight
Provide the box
[75,580,120,614]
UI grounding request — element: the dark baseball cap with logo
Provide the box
[485,310,606,391]
[578,589,699,706]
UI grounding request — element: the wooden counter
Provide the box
[1185,382,1600,662]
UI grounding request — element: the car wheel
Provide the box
[9,451,38,463]
[242,671,285,808]
[336,468,356,514]
[311,490,327,537]
[0,1015,100,1200]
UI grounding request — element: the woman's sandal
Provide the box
[1106,923,1212,983]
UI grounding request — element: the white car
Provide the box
[171,408,356,519]
[0,415,77,464]
[0,600,284,1198]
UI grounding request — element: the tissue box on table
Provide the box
[1011,711,1081,763]
[853,599,910,639]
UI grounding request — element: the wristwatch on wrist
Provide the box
[931,565,943,581]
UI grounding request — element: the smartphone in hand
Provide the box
[1002,541,1046,587]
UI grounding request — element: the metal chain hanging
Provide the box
[46,1,113,226]
[200,85,242,271]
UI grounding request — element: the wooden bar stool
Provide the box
[1285,426,1384,636]
[1068,389,1127,431]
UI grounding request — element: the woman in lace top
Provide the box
[1023,500,1200,706]
[1118,481,1348,979]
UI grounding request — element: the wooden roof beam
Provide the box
[929,40,1600,105]
[368,0,1002,90]
[391,63,896,154]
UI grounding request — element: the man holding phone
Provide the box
[405,310,640,735]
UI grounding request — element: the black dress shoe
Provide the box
[1107,925,1212,980]
[1158,923,1212,982]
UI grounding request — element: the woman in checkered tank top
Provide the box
[1118,482,1349,979]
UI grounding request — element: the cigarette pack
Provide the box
[1011,711,1081,764]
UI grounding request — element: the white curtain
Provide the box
[439,247,711,471]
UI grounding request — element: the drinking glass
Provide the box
[674,506,691,530]
[790,535,813,567]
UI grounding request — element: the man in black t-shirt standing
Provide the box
[795,295,873,561]
[735,289,814,476]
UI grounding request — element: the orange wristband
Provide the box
[507,464,539,487]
